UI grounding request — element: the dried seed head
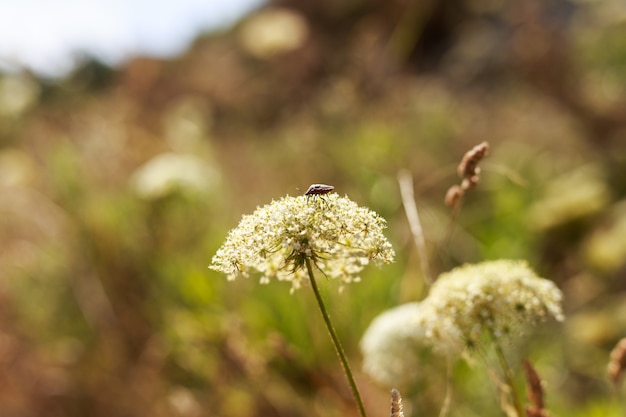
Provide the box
[461,175,480,191]
[390,388,405,417]
[608,337,626,385]
[304,183,334,196]
[458,141,489,179]
[444,185,464,207]
[445,142,489,209]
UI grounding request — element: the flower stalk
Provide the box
[489,327,524,417]
[305,257,367,417]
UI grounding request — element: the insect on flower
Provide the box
[304,183,334,203]
[305,184,334,196]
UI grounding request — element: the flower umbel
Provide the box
[209,193,395,291]
[425,260,564,351]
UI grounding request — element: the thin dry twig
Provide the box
[398,169,433,285]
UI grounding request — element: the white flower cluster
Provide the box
[360,303,433,387]
[360,260,564,386]
[209,193,395,291]
[426,260,564,351]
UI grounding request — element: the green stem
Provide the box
[305,257,367,417]
[489,329,525,417]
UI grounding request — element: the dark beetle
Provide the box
[304,184,334,196]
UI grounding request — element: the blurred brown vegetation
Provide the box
[1,0,625,416]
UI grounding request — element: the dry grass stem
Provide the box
[608,337,626,385]
[398,169,433,285]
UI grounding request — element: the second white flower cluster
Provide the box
[360,259,564,387]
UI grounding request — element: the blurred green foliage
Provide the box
[1,0,626,416]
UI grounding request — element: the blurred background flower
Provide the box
[360,302,436,388]
[238,8,309,59]
[130,152,220,200]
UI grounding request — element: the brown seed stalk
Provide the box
[608,337,626,385]
[458,141,489,181]
[523,360,548,417]
[444,141,489,208]
[444,184,464,208]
